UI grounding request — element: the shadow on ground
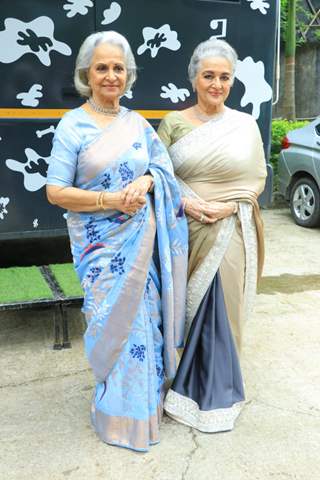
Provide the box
[258,274,320,295]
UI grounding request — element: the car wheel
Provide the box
[290,177,320,228]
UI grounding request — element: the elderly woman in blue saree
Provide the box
[46,31,188,452]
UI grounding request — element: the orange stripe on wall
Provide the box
[0,108,171,119]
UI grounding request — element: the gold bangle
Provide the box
[100,192,108,210]
[96,191,105,211]
[96,191,102,210]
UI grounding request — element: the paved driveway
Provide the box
[1,209,319,480]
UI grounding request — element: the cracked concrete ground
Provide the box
[1,208,319,480]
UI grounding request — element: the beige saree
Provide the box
[158,107,267,432]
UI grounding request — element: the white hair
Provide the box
[188,39,238,87]
[74,31,137,97]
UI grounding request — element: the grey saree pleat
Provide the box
[164,271,244,432]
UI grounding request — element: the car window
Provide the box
[315,123,320,136]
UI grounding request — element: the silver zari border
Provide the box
[164,389,243,433]
[238,203,258,322]
[186,215,236,331]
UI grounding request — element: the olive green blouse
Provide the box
[157,111,195,148]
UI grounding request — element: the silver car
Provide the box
[278,117,320,228]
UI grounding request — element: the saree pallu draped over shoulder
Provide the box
[65,110,188,451]
[159,108,267,433]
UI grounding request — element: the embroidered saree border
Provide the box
[239,203,258,322]
[92,401,163,451]
[164,389,243,433]
[186,216,236,329]
[186,203,258,330]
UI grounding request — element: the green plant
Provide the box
[281,0,320,45]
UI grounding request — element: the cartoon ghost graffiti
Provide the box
[246,0,270,15]
[137,24,181,58]
[101,2,122,25]
[160,83,190,103]
[16,84,43,107]
[0,17,72,67]
[6,149,50,192]
[236,57,272,119]
[63,0,94,18]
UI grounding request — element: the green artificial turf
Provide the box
[0,266,54,303]
[50,264,83,298]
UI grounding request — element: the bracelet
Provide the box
[100,192,108,210]
[96,191,103,210]
[96,191,107,211]
[100,192,109,210]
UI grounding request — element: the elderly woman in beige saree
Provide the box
[157,39,267,432]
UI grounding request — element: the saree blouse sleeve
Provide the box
[157,114,200,200]
[157,115,173,148]
[46,112,81,187]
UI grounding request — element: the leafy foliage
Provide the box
[270,119,309,180]
[281,0,320,44]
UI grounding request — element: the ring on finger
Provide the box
[200,213,205,223]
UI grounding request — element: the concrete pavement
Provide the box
[1,208,319,480]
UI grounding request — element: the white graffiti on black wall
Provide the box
[0,197,9,220]
[236,57,272,119]
[6,149,50,192]
[0,17,72,67]
[36,126,56,138]
[16,84,43,107]
[160,83,190,103]
[137,25,181,58]
[101,2,122,25]
[246,0,270,15]
[63,0,93,18]
[210,19,227,39]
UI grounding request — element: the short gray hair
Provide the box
[188,39,238,87]
[74,31,137,97]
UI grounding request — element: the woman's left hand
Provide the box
[205,201,237,221]
[120,175,154,207]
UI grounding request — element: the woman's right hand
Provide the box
[107,191,146,216]
[184,198,218,224]
[184,198,236,224]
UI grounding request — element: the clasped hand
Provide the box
[184,198,236,224]
[116,175,153,216]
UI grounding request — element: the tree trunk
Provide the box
[283,0,296,120]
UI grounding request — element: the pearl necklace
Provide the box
[193,105,226,123]
[87,97,120,116]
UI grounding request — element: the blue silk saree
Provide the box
[47,107,188,451]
